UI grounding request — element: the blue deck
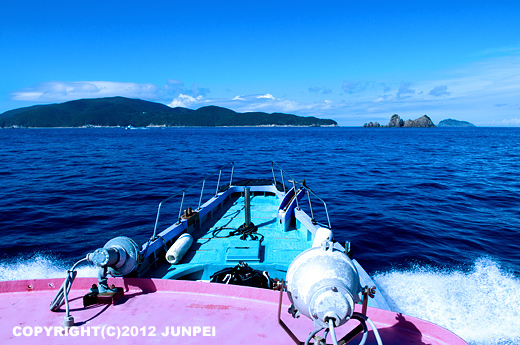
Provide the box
[151,193,312,281]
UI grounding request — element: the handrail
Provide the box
[150,161,329,243]
[150,162,235,241]
[271,162,332,229]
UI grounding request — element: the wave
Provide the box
[0,254,97,281]
[1,255,518,344]
[373,257,520,345]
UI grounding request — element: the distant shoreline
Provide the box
[2,125,513,129]
[0,97,337,128]
[1,124,339,129]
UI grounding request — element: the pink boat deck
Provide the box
[0,277,468,344]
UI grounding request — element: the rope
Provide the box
[211,223,264,243]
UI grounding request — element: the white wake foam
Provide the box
[0,254,97,281]
[1,255,518,344]
[373,257,520,345]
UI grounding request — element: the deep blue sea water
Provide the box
[1,127,519,344]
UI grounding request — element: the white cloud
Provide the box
[9,53,520,126]
[429,85,451,97]
[397,82,415,99]
[477,45,520,56]
[479,117,520,127]
[11,81,158,102]
[309,87,333,95]
[174,93,339,117]
[342,81,365,94]
[168,94,204,108]
[166,79,184,87]
[257,93,275,100]
[160,81,210,100]
[374,95,392,103]
[326,54,520,125]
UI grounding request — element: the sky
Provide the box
[1,1,520,126]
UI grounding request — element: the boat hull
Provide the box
[0,277,468,344]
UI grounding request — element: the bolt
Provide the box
[331,286,338,292]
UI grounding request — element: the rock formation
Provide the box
[363,121,381,128]
[388,114,405,127]
[404,115,436,127]
[363,114,436,128]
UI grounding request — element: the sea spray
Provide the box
[0,254,97,281]
[373,257,520,345]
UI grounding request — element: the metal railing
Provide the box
[149,161,330,242]
[150,162,235,241]
[271,162,332,229]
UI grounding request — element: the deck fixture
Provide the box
[232,185,260,242]
[280,241,383,345]
[244,186,252,226]
[166,233,194,264]
[19,162,469,344]
[49,236,140,328]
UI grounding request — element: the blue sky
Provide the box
[1,1,520,126]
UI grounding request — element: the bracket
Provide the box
[277,281,373,345]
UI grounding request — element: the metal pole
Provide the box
[307,190,316,224]
[229,162,235,185]
[151,203,163,240]
[292,180,300,210]
[215,170,222,197]
[323,201,331,229]
[280,169,286,193]
[198,180,206,210]
[271,162,277,186]
[244,186,251,226]
[177,192,185,224]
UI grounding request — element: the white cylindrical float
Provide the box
[165,233,193,264]
[312,227,333,247]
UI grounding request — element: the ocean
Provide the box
[1,127,519,344]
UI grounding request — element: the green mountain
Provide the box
[438,118,476,127]
[0,97,337,128]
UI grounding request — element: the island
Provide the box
[438,119,475,127]
[363,114,435,128]
[0,97,337,128]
